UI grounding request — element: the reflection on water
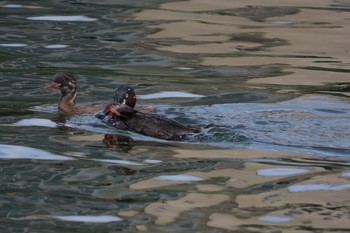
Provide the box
[12,118,57,128]
[258,215,293,223]
[257,168,309,176]
[27,16,97,22]
[0,144,72,160]
[10,214,122,223]
[1,0,350,232]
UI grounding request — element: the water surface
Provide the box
[1,0,350,232]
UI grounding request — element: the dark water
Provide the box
[1,1,350,232]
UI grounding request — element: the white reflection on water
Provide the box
[1,4,44,8]
[1,44,68,49]
[2,4,22,8]
[27,15,97,22]
[341,172,350,178]
[257,168,309,177]
[0,43,27,47]
[0,144,72,160]
[54,215,122,223]
[271,21,293,25]
[258,215,293,223]
[44,44,68,49]
[94,159,143,166]
[155,174,205,181]
[143,159,162,164]
[138,91,205,99]
[173,66,194,71]
[13,118,57,128]
[288,183,350,192]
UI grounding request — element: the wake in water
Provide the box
[179,95,350,156]
[19,95,350,157]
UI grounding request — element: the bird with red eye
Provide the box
[99,85,201,141]
[114,85,136,109]
[103,85,136,119]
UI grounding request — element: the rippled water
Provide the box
[1,1,350,232]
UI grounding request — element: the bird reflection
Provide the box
[108,166,137,175]
[103,134,134,153]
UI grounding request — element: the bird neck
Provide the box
[58,88,77,112]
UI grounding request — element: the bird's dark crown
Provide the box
[52,71,76,90]
[114,85,136,108]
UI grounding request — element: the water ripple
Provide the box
[27,15,97,22]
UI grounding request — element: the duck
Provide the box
[97,85,200,141]
[48,71,153,115]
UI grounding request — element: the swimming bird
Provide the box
[48,71,153,115]
[98,85,200,141]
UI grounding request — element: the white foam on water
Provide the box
[258,215,292,223]
[54,215,122,223]
[0,144,72,161]
[155,174,205,181]
[138,91,204,99]
[257,168,309,177]
[27,15,97,22]
[288,183,350,192]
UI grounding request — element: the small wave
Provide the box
[27,15,97,22]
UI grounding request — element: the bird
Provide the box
[48,71,153,115]
[98,85,200,141]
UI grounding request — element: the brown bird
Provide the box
[100,85,200,141]
[48,71,153,115]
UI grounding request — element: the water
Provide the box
[1,1,350,232]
